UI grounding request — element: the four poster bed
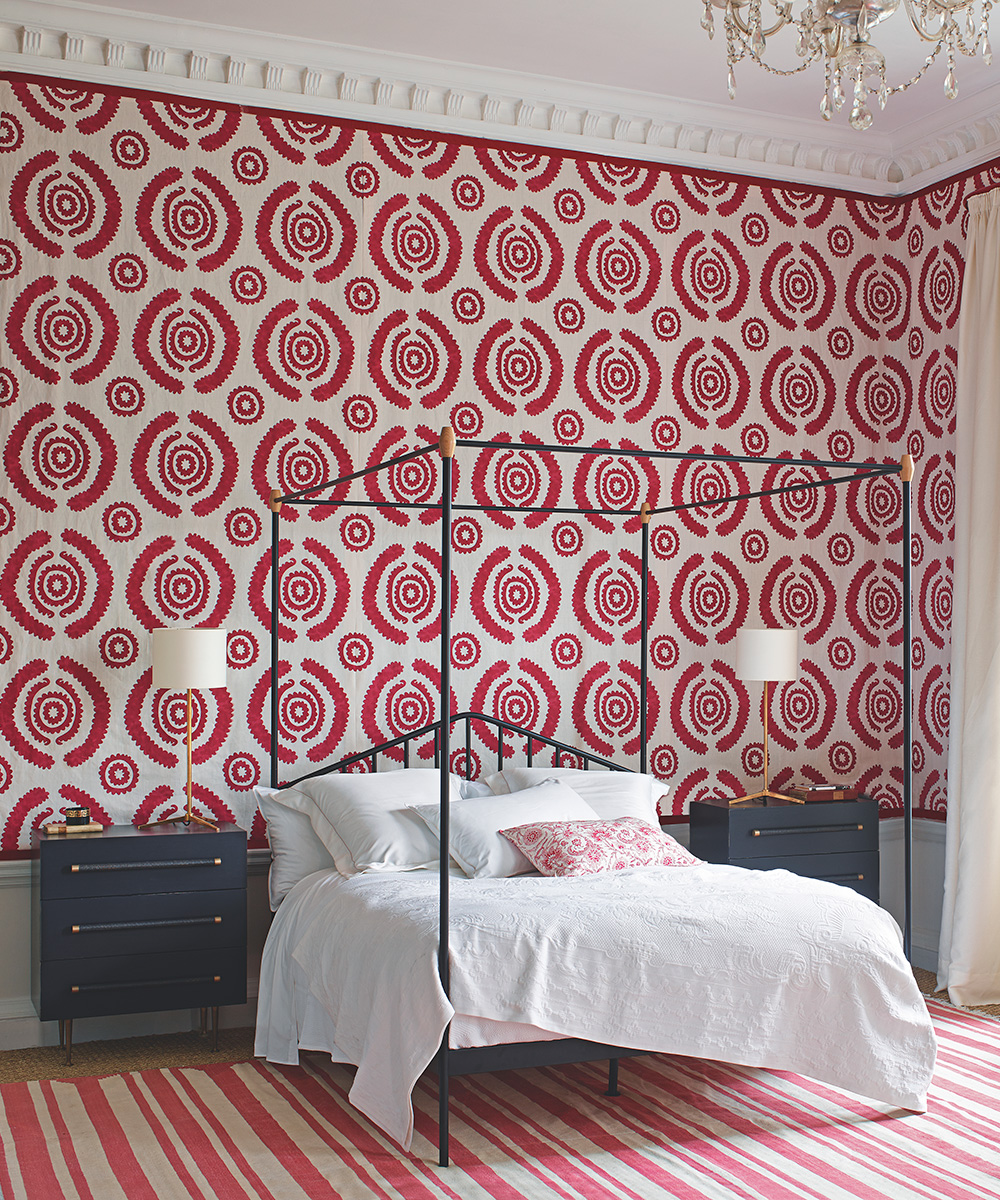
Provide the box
[254,430,933,1165]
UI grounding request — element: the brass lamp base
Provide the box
[731,676,803,806]
[137,687,219,832]
[729,788,803,806]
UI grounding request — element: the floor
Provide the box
[0,1025,255,1084]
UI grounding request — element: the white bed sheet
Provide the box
[255,863,936,1150]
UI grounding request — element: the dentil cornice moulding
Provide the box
[2,0,1000,195]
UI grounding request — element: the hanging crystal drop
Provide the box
[728,67,737,99]
[702,1,715,37]
[833,76,845,110]
[967,9,976,38]
[796,29,808,56]
[984,37,993,65]
[820,92,833,120]
[944,68,958,99]
[751,22,766,56]
[850,100,873,130]
[878,83,890,109]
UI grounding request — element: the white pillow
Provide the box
[411,779,599,878]
[280,769,478,873]
[255,781,358,875]
[482,767,667,824]
[256,771,490,881]
[255,788,337,910]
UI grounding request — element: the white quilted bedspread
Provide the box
[256,863,936,1149]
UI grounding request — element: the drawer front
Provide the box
[41,889,245,960]
[731,851,880,903]
[41,828,246,899]
[39,947,246,1021]
[726,801,877,859]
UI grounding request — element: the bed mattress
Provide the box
[255,862,936,1149]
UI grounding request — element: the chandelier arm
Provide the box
[822,25,845,57]
[903,0,954,41]
[714,0,793,39]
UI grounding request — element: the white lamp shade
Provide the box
[736,627,799,683]
[152,627,228,689]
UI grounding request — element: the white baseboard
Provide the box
[0,997,35,1021]
[0,988,259,1052]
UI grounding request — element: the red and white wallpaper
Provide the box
[0,73,982,852]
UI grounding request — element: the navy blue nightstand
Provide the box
[31,822,247,1062]
[689,796,879,903]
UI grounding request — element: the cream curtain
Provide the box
[938,188,1000,1005]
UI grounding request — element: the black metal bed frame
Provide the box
[268,429,914,1166]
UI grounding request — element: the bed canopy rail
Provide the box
[268,428,915,1167]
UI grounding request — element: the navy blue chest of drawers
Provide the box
[31,822,246,1061]
[688,796,879,903]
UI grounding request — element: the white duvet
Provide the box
[255,862,937,1149]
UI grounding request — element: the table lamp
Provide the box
[731,626,802,806]
[145,627,227,831]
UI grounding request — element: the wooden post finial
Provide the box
[269,488,283,513]
[439,426,456,458]
[640,501,652,524]
[900,454,914,483]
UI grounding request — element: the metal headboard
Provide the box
[277,710,634,791]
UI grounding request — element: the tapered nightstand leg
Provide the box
[606,1058,620,1096]
[200,1007,208,1036]
[65,1019,73,1066]
[58,1019,65,1049]
[212,1006,219,1051]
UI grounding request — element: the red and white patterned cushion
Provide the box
[500,816,702,877]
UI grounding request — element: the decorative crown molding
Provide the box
[2,1,999,195]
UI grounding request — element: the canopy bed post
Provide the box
[639,502,651,776]
[901,453,914,962]
[269,489,282,790]
[438,425,455,1167]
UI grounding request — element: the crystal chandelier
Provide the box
[701,0,994,129]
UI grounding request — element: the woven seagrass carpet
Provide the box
[1,998,997,1200]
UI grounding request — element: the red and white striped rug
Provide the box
[2,999,998,1200]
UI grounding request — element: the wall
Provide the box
[0,72,976,843]
[0,69,985,1041]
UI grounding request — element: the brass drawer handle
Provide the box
[749,823,865,837]
[71,974,222,994]
[70,916,222,934]
[70,857,223,873]
[823,873,865,882]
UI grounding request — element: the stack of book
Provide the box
[783,783,859,803]
[42,821,106,835]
